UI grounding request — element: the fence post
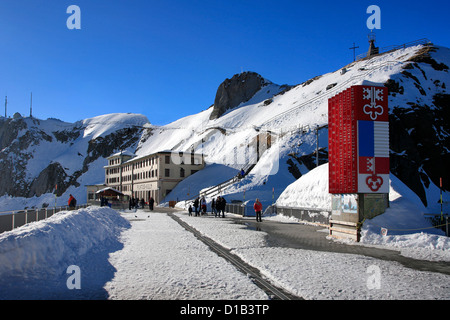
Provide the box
[12,212,15,230]
[446,216,449,237]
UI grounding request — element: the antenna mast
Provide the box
[30,92,33,117]
[4,96,6,118]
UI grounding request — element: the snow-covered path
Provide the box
[0,206,449,300]
[106,208,450,300]
[104,210,268,300]
[172,211,450,300]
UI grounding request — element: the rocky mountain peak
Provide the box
[209,71,271,120]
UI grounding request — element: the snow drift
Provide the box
[0,207,130,299]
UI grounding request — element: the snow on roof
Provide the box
[96,187,124,195]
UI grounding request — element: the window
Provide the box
[180,168,185,178]
[165,168,170,177]
[165,155,170,164]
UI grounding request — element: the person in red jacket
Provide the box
[68,194,76,210]
[253,198,263,222]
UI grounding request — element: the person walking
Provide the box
[211,198,217,217]
[217,196,226,218]
[254,198,263,222]
[149,197,155,211]
[200,196,206,215]
[193,197,200,217]
[68,194,77,210]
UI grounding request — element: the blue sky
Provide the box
[1,0,449,125]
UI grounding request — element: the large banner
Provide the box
[328,85,389,194]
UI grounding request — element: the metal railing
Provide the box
[424,213,449,237]
[260,39,431,131]
[355,38,431,61]
[225,203,247,216]
[224,203,331,225]
[0,204,88,233]
[273,205,331,226]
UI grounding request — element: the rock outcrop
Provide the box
[209,71,270,120]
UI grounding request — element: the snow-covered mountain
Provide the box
[140,43,450,210]
[0,113,148,210]
[1,43,449,216]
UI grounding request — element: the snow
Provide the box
[0,206,448,300]
[1,44,450,300]
[275,163,450,261]
[0,113,149,211]
[104,211,267,300]
[276,163,331,210]
[0,206,129,299]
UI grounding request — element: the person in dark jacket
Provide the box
[211,198,217,217]
[193,197,200,216]
[217,196,226,218]
[149,197,155,211]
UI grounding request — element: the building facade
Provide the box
[104,150,205,204]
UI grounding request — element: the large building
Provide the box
[102,150,205,205]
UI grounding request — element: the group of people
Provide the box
[189,195,227,218]
[188,196,264,222]
[129,197,155,211]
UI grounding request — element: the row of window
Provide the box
[107,168,200,184]
[108,154,202,174]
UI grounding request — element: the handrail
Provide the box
[355,38,431,61]
[0,204,88,233]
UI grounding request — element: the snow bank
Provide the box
[0,206,130,299]
[276,163,331,210]
[274,162,449,259]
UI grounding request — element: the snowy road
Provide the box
[105,208,450,300]
[104,210,268,300]
[0,206,449,300]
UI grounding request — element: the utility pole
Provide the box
[4,96,6,118]
[30,92,33,118]
[316,125,320,167]
[349,42,359,62]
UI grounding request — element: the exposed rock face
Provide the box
[0,115,146,199]
[210,71,269,120]
[385,45,450,206]
[389,94,450,206]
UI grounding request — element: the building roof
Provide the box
[96,187,124,195]
[121,150,205,164]
[107,150,136,159]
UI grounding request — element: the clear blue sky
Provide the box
[1,0,449,125]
